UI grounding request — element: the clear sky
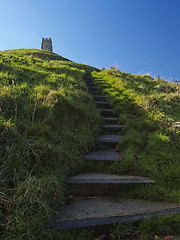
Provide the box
[1,0,180,81]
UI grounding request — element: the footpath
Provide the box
[51,73,180,234]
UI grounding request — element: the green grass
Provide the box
[1,49,180,239]
[0,49,101,239]
[90,68,180,238]
[92,69,180,202]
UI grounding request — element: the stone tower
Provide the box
[41,38,53,52]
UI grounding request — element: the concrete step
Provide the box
[98,109,114,117]
[86,83,95,87]
[96,101,110,108]
[84,78,93,82]
[88,86,98,90]
[96,135,124,143]
[84,77,93,80]
[84,150,123,162]
[50,197,180,230]
[83,76,92,80]
[88,87,101,94]
[66,173,155,196]
[103,117,119,124]
[157,236,180,240]
[85,82,93,84]
[102,124,125,133]
[93,95,107,101]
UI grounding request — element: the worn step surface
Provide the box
[89,90,101,95]
[103,117,119,124]
[86,83,95,87]
[96,135,124,143]
[85,81,94,86]
[96,101,110,108]
[84,150,123,162]
[102,124,124,132]
[88,87,100,94]
[93,95,107,101]
[88,86,98,90]
[67,173,155,196]
[98,109,114,117]
[51,197,180,230]
[84,76,92,80]
[85,79,93,83]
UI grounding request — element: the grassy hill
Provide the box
[92,69,180,202]
[0,49,101,239]
[91,69,180,239]
[0,50,179,239]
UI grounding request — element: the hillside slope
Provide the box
[0,50,179,240]
[92,69,180,202]
[0,49,101,239]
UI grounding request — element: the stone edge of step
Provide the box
[84,150,123,161]
[96,135,124,143]
[50,208,180,230]
[66,179,155,184]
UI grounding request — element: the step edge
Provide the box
[66,179,155,184]
[96,135,124,143]
[50,208,180,230]
[103,117,118,120]
[102,125,125,128]
[99,109,113,111]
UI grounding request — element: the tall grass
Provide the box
[90,68,180,238]
[92,69,180,202]
[1,50,179,239]
[0,49,101,239]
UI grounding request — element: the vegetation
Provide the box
[92,68,180,202]
[91,68,180,239]
[0,49,101,239]
[0,49,179,239]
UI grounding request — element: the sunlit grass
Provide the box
[0,49,101,239]
[1,49,179,239]
[92,69,180,203]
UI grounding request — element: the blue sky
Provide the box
[1,0,180,81]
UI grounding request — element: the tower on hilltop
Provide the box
[41,38,53,52]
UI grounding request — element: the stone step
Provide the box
[102,124,125,132]
[66,173,155,196]
[88,86,98,90]
[86,83,95,87]
[50,197,180,230]
[84,78,93,81]
[89,89,101,94]
[84,79,94,85]
[84,150,123,162]
[103,117,119,124]
[157,236,180,240]
[93,95,107,101]
[98,109,114,117]
[83,76,92,80]
[96,135,124,143]
[96,101,110,108]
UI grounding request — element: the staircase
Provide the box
[50,73,180,231]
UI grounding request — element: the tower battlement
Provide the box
[41,38,53,52]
